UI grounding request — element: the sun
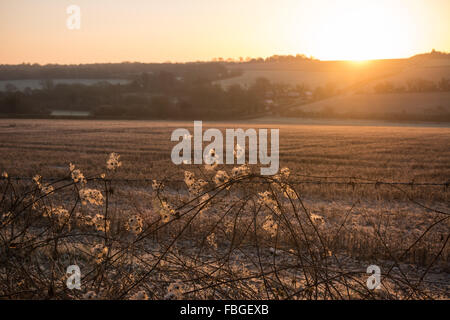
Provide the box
[299,0,413,61]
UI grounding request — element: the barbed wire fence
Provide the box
[0,170,449,300]
[4,175,450,187]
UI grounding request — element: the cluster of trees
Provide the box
[373,78,450,94]
[311,83,338,100]
[0,61,245,119]
[211,54,316,64]
[0,72,275,119]
[410,49,450,61]
[0,62,237,82]
[244,54,316,64]
[0,64,343,120]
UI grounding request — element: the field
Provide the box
[216,58,450,120]
[0,118,449,299]
[289,91,450,116]
[216,59,407,89]
[1,119,449,184]
[217,58,450,89]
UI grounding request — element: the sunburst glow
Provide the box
[0,0,449,63]
[316,2,411,60]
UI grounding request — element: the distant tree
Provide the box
[406,78,437,92]
[250,77,271,96]
[313,86,325,100]
[272,82,289,98]
[5,83,18,92]
[227,84,246,111]
[136,72,151,89]
[39,79,54,91]
[1,92,21,113]
[151,95,172,118]
[374,81,396,94]
[295,83,309,97]
[156,71,175,93]
[24,87,33,95]
[313,83,337,100]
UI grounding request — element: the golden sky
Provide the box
[0,0,449,64]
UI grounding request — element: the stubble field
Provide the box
[0,118,449,299]
[1,119,449,183]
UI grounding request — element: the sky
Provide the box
[0,0,449,64]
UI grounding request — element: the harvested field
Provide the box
[0,118,449,299]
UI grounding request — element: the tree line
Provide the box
[373,78,450,94]
[0,72,277,119]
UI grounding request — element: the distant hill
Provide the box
[213,51,450,122]
[216,59,408,89]
[289,92,450,117]
[1,51,449,122]
[410,50,450,61]
[216,51,450,91]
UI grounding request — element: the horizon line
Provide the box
[1,50,448,67]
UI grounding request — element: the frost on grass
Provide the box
[0,151,448,300]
